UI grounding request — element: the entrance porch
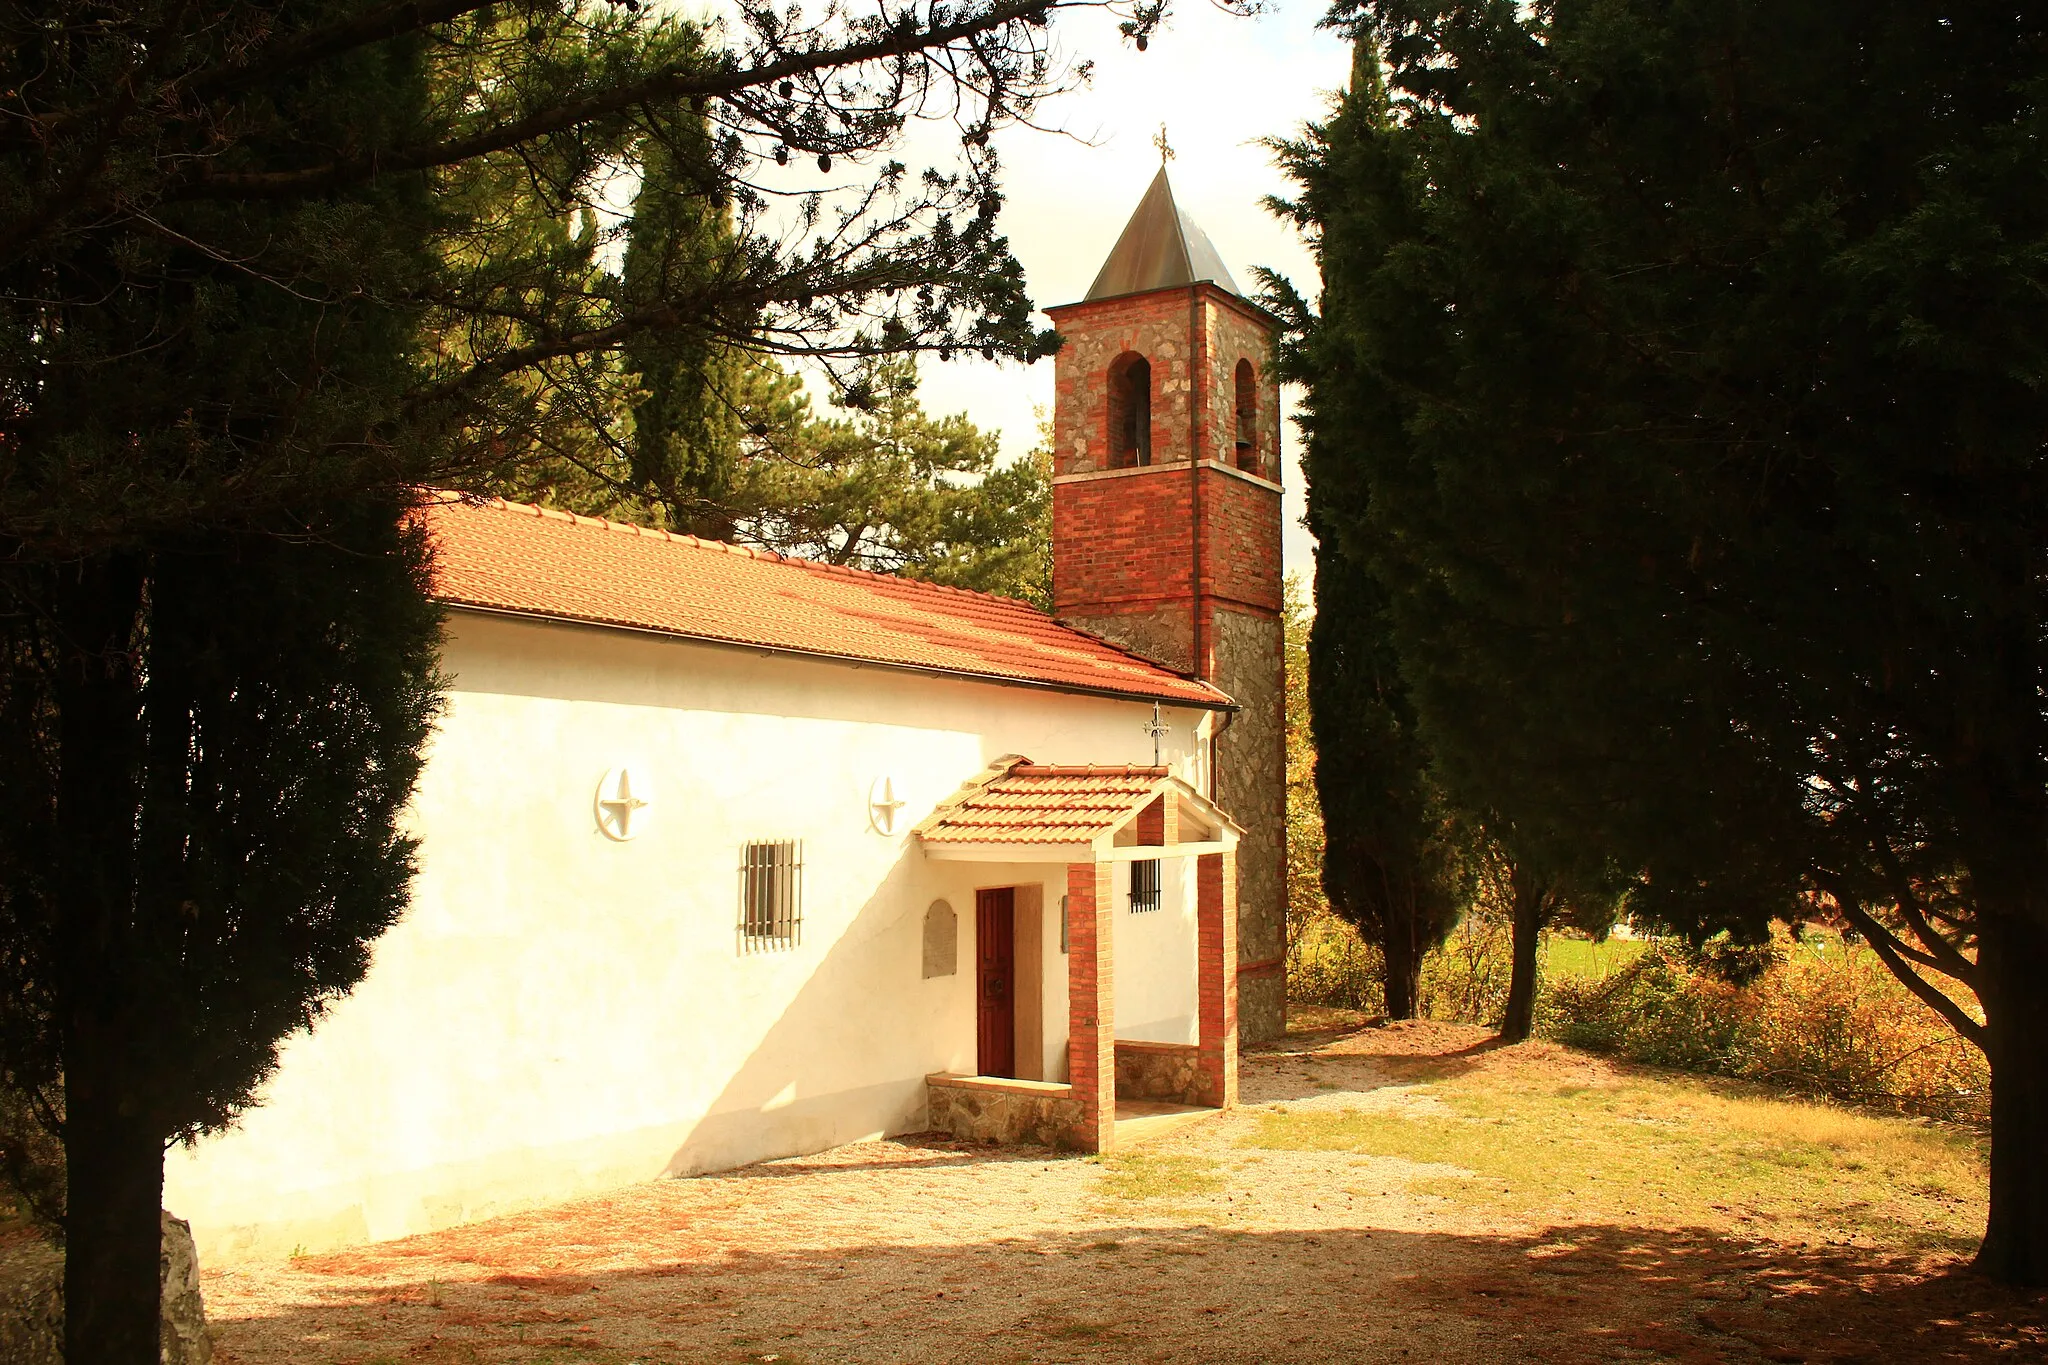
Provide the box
[914,757,1242,1153]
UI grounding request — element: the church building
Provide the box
[163,170,1287,1262]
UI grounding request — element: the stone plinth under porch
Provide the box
[925,1073,1214,1151]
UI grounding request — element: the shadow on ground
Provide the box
[213,1212,2046,1365]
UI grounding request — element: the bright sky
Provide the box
[905,0,1352,584]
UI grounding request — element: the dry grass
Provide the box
[198,1019,2046,1365]
[1248,1068,1985,1254]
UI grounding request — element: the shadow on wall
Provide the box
[212,1213,2046,1364]
[656,841,947,1178]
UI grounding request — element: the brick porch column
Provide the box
[1196,849,1238,1109]
[1066,860,1117,1151]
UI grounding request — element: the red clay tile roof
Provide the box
[915,760,1172,845]
[421,497,1230,708]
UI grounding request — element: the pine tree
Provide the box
[621,115,750,538]
[719,356,1051,605]
[1276,0,2048,1281]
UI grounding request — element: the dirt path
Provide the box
[205,1021,2047,1364]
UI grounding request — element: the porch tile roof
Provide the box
[420,496,1230,709]
[915,759,1170,845]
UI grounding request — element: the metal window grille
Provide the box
[738,840,803,952]
[1129,858,1162,914]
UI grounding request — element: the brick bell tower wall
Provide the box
[1046,282,1288,1043]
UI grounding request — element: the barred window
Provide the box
[739,840,803,951]
[1129,858,1161,914]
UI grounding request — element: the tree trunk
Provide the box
[1499,869,1550,1043]
[54,554,165,1363]
[1975,909,2048,1286]
[1382,922,1423,1019]
[63,1064,165,1364]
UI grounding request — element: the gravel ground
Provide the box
[202,1020,2047,1364]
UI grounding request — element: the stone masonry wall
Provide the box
[1113,1041,1204,1107]
[1192,295,1284,481]
[1046,284,1280,480]
[927,1078,1086,1149]
[1213,607,1286,1044]
[1046,290,1198,474]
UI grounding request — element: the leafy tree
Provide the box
[0,0,1195,1354]
[1282,574,1332,951]
[1274,0,2048,1281]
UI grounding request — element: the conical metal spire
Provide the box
[1084,167,1243,301]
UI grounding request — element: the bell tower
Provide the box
[1046,168,1287,1044]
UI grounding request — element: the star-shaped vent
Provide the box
[596,767,652,841]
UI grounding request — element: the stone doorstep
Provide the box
[1112,1100,1220,1149]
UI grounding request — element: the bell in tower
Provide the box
[1045,167,1288,1044]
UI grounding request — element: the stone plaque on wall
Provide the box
[922,900,957,979]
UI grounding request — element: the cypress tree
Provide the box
[1276,44,1461,1020]
[0,507,443,1361]
[1277,0,2048,1281]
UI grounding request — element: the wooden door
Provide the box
[976,887,1016,1077]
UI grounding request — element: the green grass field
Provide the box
[1540,935,1648,982]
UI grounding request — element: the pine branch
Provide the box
[177,0,1070,201]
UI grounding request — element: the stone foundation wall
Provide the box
[1113,1041,1206,1107]
[926,1075,1086,1149]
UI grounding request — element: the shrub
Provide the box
[1287,905,1518,1024]
[1418,912,1513,1025]
[1286,906,1385,1014]
[1548,935,1989,1122]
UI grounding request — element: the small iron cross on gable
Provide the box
[1141,702,1171,765]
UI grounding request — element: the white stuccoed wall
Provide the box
[1113,856,1202,1044]
[163,611,1213,1262]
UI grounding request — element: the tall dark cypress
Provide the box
[1280,45,1462,1020]
[1275,0,2048,1283]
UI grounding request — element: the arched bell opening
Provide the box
[1106,352,1153,468]
[1234,358,1259,476]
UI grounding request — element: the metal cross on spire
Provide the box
[1141,702,1171,765]
[1152,122,1175,165]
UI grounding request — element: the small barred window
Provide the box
[1129,858,1161,914]
[739,840,803,951]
